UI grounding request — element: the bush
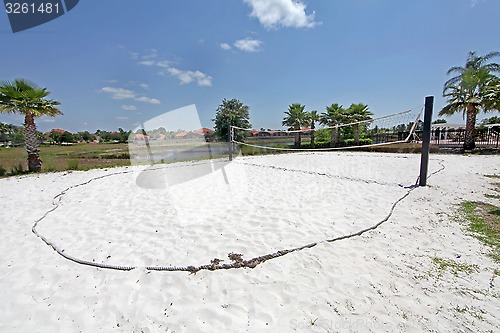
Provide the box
[342,138,372,146]
[9,163,25,176]
[0,165,6,177]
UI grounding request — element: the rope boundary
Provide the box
[32,157,445,274]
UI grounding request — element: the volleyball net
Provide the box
[231,107,423,154]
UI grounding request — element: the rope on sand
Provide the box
[31,158,445,273]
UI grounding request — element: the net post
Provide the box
[228,125,233,161]
[419,96,434,186]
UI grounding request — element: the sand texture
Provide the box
[0,152,499,332]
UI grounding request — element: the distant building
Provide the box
[44,128,67,135]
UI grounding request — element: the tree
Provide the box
[439,51,500,150]
[320,103,347,147]
[480,116,500,126]
[432,119,448,124]
[213,98,252,142]
[346,103,373,145]
[78,131,93,142]
[282,103,307,148]
[0,79,62,171]
[0,122,7,146]
[307,110,320,148]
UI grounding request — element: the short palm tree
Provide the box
[439,51,500,150]
[0,79,62,172]
[307,110,320,148]
[282,103,307,148]
[346,103,373,144]
[320,103,347,147]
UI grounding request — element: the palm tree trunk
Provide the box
[330,128,337,147]
[24,112,42,172]
[464,105,477,150]
[294,132,301,149]
[310,123,315,149]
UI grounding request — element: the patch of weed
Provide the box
[431,257,479,276]
[460,201,500,262]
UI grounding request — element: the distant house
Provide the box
[250,129,291,137]
[175,128,215,140]
[270,130,288,137]
[44,128,66,135]
[254,131,271,137]
[193,128,215,136]
[134,133,150,140]
[175,131,196,139]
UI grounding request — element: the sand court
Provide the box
[34,153,422,269]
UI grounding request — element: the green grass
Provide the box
[431,257,479,275]
[460,201,500,262]
[0,143,131,176]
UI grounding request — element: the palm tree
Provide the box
[0,79,62,171]
[0,122,6,146]
[307,110,320,148]
[484,77,500,111]
[346,103,373,145]
[439,51,500,150]
[282,103,307,148]
[320,103,347,147]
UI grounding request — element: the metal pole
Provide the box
[419,96,434,186]
[228,125,233,161]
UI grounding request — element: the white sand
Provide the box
[0,152,499,332]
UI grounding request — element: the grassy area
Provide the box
[0,143,131,175]
[460,201,500,262]
[431,257,479,276]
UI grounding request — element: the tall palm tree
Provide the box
[320,103,347,147]
[307,110,320,148]
[0,79,62,171]
[346,103,373,145]
[282,103,307,148]
[439,51,500,150]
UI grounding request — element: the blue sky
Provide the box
[0,0,499,133]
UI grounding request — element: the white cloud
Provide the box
[220,43,232,51]
[121,105,137,111]
[234,38,263,52]
[135,96,161,104]
[139,60,156,66]
[101,87,136,100]
[101,87,161,104]
[139,83,149,89]
[167,68,213,87]
[244,0,318,29]
[135,51,212,87]
[156,60,173,68]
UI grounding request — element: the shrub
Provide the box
[0,165,6,177]
[9,163,25,176]
[343,138,373,146]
